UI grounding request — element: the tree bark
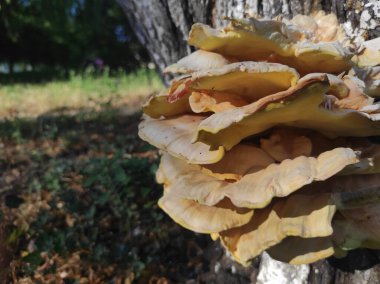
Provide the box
[116,0,380,83]
[116,0,380,282]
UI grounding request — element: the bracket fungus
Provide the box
[138,11,380,266]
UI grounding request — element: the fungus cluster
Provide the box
[138,12,380,265]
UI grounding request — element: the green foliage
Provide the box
[0,68,162,279]
[0,104,168,280]
[0,78,216,283]
[22,154,162,270]
[0,0,148,72]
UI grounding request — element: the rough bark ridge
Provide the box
[116,0,380,283]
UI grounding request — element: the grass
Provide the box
[0,70,253,283]
[0,70,172,282]
[0,68,163,118]
[0,108,172,282]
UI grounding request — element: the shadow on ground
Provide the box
[2,106,380,283]
[0,106,258,283]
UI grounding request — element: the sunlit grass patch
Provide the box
[0,69,163,118]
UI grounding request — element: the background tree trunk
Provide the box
[116,0,380,282]
[116,0,380,83]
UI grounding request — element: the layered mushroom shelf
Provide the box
[138,12,380,265]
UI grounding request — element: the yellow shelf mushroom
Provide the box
[188,18,353,74]
[138,11,380,266]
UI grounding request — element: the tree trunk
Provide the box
[116,0,380,282]
[116,0,380,83]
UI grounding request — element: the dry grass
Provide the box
[0,69,163,118]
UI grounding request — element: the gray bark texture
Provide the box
[116,0,380,82]
[116,0,380,283]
